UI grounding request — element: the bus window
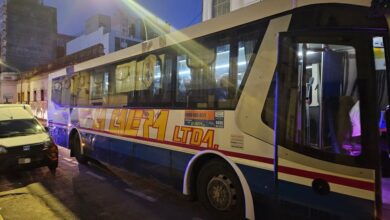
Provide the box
[237,34,257,87]
[90,68,109,106]
[153,56,162,96]
[176,42,230,109]
[61,76,73,106]
[73,71,90,106]
[271,41,362,157]
[136,54,159,103]
[111,61,136,106]
[160,54,173,104]
[138,53,172,106]
[175,25,262,109]
[215,44,230,104]
[184,42,217,109]
[51,77,62,105]
[176,54,191,104]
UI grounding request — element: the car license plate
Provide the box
[18,158,31,164]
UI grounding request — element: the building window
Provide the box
[33,91,37,102]
[27,91,30,103]
[212,0,230,18]
[40,89,45,101]
[21,92,24,103]
[18,93,20,102]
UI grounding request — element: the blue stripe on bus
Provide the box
[238,164,274,196]
[89,135,193,190]
[68,132,373,219]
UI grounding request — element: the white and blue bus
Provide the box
[48,1,390,219]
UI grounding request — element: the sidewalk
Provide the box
[0,183,77,220]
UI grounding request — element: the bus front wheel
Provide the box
[196,159,245,219]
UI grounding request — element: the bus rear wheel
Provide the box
[71,133,87,164]
[196,159,245,219]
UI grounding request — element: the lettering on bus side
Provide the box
[92,109,106,130]
[108,109,169,141]
[109,109,127,135]
[172,126,216,149]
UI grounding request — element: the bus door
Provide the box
[274,32,381,219]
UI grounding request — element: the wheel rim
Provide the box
[206,174,236,211]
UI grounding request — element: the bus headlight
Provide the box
[0,146,7,154]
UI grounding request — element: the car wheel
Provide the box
[48,161,57,175]
[196,159,245,219]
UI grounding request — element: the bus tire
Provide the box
[196,159,245,219]
[72,133,88,164]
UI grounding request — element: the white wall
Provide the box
[0,80,17,103]
[15,73,49,119]
[66,27,111,55]
[202,0,261,21]
[66,26,142,55]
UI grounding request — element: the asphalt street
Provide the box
[0,147,212,220]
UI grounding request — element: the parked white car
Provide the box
[0,104,58,173]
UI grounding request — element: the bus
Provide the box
[47,1,390,219]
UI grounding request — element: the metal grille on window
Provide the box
[212,0,230,18]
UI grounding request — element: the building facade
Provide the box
[67,11,172,56]
[0,0,58,104]
[202,0,260,21]
[56,34,75,58]
[16,44,104,121]
[66,13,143,56]
[0,0,57,71]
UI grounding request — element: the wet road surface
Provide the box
[0,147,212,220]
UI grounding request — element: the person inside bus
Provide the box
[215,75,229,102]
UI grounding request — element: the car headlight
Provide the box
[43,139,52,150]
[0,146,7,154]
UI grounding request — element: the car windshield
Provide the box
[0,119,45,138]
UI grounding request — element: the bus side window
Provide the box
[176,54,191,105]
[51,77,63,105]
[110,61,135,107]
[214,44,230,107]
[137,54,172,106]
[175,27,261,110]
[161,54,173,104]
[74,71,90,106]
[89,68,109,106]
[61,76,72,106]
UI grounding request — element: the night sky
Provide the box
[43,0,202,36]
